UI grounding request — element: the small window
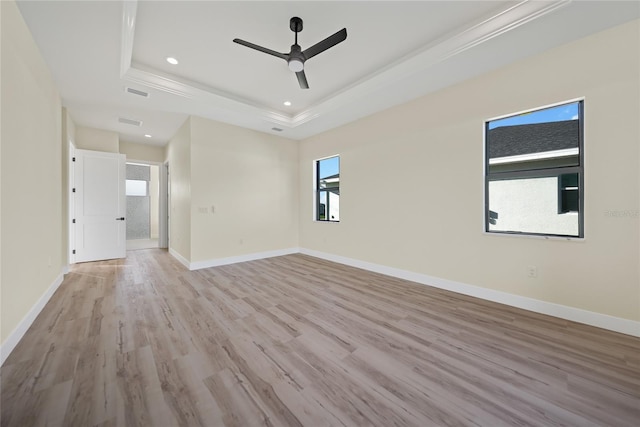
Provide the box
[126,179,147,197]
[316,156,340,222]
[485,100,584,238]
[558,173,579,214]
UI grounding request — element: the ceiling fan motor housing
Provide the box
[288,44,305,71]
[290,17,303,33]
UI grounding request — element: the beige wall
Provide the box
[1,0,63,343]
[75,126,118,153]
[189,117,299,262]
[119,141,165,164]
[165,118,192,260]
[299,20,640,321]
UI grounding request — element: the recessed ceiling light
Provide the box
[166,57,179,65]
[283,101,292,106]
[144,134,152,138]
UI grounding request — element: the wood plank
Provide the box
[1,249,638,426]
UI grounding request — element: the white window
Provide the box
[126,179,148,197]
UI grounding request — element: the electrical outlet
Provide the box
[527,266,538,278]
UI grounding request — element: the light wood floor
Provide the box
[1,250,639,426]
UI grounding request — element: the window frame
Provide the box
[483,99,585,239]
[314,155,340,223]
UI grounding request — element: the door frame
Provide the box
[122,158,169,249]
[69,142,76,265]
[69,155,169,264]
[159,161,169,248]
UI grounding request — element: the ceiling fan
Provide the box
[233,17,347,89]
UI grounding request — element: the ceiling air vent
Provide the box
[118,117,142,127]
[271,127,283,132]
[125,87,149,98]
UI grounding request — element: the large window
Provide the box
[316,156,340,222]
[485,100,584,238]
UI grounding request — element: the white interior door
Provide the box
[74,149,126,262]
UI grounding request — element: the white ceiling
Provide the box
[16,1,640,146]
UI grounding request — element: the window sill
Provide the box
[483,230,584,242]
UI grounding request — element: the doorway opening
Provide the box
[126,162,159,250]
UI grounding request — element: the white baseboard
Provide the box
[299,248,640,338]
[189,247,300,271]
[1,270,65,366]
[169,248,190,270]
[7,249,633,370]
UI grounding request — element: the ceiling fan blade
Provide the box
[302,28,347,60]
[233,39,288,60]
[296,70,309,89]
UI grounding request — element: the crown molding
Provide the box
[125,63,293,126]
[119,0,570,134]
[440,0,571,62]
[286,0,571,129]
[120,0,137,77]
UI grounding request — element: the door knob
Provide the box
[116,217,125,221]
